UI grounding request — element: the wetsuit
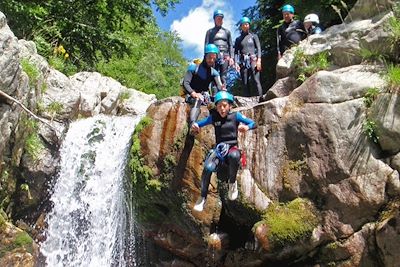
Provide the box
[276,20,305,56]
[234,32,263,97]
[195,111,256,199]
[205,26,234,84]
[183,60,222,124]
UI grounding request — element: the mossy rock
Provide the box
[254,198,319,250]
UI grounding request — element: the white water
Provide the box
[40,115,141,267]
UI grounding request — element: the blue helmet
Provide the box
[204,44,219,55]
[240,17,251,25]
[214,91,234,104]
[282,4,295,14]
[213,9,224,19]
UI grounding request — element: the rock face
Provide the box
[132,0,400,266]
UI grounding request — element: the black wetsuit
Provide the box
[196,111,256,198]
[276,20,305,56]
[205,26,234,84]
[183,60,222,124]
[234,31,263,97]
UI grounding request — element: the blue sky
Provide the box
[154,0,256,60]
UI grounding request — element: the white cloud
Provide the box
[170,0,236,59]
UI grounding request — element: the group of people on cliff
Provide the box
[182,4,323,212]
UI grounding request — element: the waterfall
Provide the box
[40,115,142,267]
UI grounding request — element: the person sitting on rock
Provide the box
[182,43,224,128]
[234,16,264,101]
[276,4,306,59]
[303,13,323,36]
[191,91,256,212]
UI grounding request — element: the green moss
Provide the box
[20,58,40,87]
[0,231,34,258]
[14,232,33,247]
[129,116,155,188]
[0,209,6,229]
[257,198,319,248]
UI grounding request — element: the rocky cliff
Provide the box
[131,0,400,266]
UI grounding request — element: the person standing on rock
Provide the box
[234,17,264,102]
[276,4,305,59]
[205,9,235,87]
[183,44,224,128]
[190,91,256,212]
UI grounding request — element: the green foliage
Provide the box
[359,47,387,63]
[386,64,400,91]
[1,0,180,70]
[388,12,400,46]
[96,23,186,99]
[20,183,33,200]
[20,58,40,86]
[362,119,379,144]
[259,198,319,248]
[22,119,44,160]
[119,90,131,102]
[48,45,78,76]
[47,101,63,120]
[293,48,330,82]
[363,87,380,108]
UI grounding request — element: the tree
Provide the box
[0,0,180,69]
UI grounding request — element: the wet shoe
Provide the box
[228,181,238,200]
[194,197,206,212]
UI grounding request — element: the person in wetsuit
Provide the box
[234,17,264,101]
[183,43,224,127]
[276,4,305,59]
[191,91,256,212]
[303,13,323,36]
[204,9,235,86]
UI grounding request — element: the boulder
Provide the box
[370,93,400,154]
[345,0,395,22]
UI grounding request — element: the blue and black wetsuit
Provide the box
[196,110,256,199]
[205,26,234,84]
[183,60,222,124]
[234,32,263,97]
[276,20,305,56]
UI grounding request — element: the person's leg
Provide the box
[200,169,212,198]
[251,68,263,98]
[226,148,241,200]
[241,67,251,97]
[194,168,212,211]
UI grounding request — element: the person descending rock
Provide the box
[205,9,235,87]
[191,91,256,212]
[303,13,323,36]
[234,17,264,101]
[276,4,305,59]
[182,44,224,128]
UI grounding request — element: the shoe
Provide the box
[194,197,206,212]
[228,181,238,200]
